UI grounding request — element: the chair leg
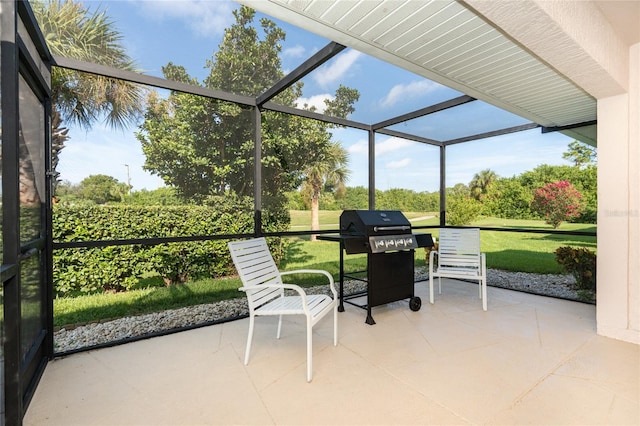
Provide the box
[429,275,435,304]
[276,314,283,339]
[244,315,255,366]
[438,277,442,294]
[333,305,338,346]
[481,279,488,311]
[306,316,313,382]
[481,254,488,311]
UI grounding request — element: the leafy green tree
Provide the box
[448,183,469,197]
[375,188,432,212]
[446,195,482,226]
[418,191,440,212]
[78,174,129,204]
[563,140,596,168]
[136,6,358,211]
[32,0,144,186]
[137,6,302,201]
[53,180,81,203]
[125,187,181,206]
[483,177,535,219]
[342,186,369,210]
[319,192,342,210]
[573,165,597,223]
[324,85,360,119]
[470,169,498,200]
[531,180,584,228]
[377,189,404,210]
[285,191,305,210]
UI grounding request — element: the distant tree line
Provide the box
[59,159,596,226]
[283,140,597,226]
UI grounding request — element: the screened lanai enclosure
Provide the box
[10,0,639,423]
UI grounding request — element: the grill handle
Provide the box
[373,225,411,232]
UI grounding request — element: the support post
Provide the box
[1,2,23,422]
[439,145,446,227]
[368,127,375,210]
[253,107,262,236]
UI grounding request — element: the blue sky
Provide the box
[58,0,576,193]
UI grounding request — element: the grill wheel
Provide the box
[409,296,422,311]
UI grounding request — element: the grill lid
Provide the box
[340,210,411,236]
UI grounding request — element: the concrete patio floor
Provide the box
[25,279,639,425]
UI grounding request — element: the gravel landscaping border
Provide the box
[54,268,588,354]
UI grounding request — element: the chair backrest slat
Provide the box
[438,228,481,268]
[228,238,283,307]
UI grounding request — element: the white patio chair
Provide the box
[429,228,487,311]
[228,237,338,382]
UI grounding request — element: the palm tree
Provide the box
[302,141,349,241]
[32,0,145,186]
[470,169,497,201]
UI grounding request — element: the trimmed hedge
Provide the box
[53,199,289,296]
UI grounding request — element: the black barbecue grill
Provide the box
[320,210,434,324]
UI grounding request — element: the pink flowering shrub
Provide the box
[530,180,584,228]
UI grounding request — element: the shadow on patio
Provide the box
[25,279,639,425]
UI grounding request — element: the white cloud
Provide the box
[284,45,306,58]
[313,50,363,87]
[133,0,236,38]
[380,80,442,108]
[375,137,413,156]
[347,139,368,155]
[347,136,415,157]
[385,158,411,169]
[295,94,333,113]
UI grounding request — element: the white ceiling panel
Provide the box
[372,2,450,47]
[239,0,598,144]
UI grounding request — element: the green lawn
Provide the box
[54,277,243,328]
[464,217,595,273]
[54,213,596,328]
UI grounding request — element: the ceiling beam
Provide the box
[375,128,442,147]
[53,55,256,107]
[443,123,540,146]
[263,101,370,131]
[542,120,597,133]
[372,95,475,130]
[256,41,346,106]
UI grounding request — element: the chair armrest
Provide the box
[239,282,305,293]
[280,269,337,298]
[239,282,309,302]
[239,282,318,314]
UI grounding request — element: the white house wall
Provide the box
[632,42,640,339]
